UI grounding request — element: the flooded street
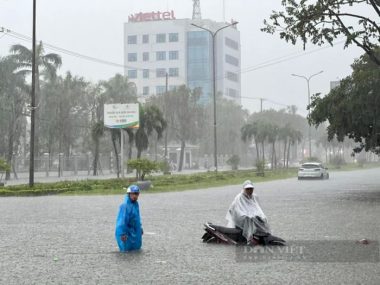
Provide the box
[1,168,380,284]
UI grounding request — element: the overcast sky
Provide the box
[0,0,364,116]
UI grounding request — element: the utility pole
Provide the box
[291,71,323,159]
[191,21,238,172]
[120,129,124,178]
[260,98,264,112]
[164,72,168,159]
[29,0,37,187]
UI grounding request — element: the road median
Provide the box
[0,168,297,197]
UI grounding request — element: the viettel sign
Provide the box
[128,11,176,22]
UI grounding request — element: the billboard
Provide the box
[128,11,176,22]
[104,104,139,129]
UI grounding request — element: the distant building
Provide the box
[123,11,241,104]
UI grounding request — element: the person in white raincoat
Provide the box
[226,180,271,244]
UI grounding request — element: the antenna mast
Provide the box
[192,0,202,20]
[223,0,225,22]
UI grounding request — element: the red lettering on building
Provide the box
[128,10,176,22]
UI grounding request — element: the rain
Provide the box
[0,0,379,284]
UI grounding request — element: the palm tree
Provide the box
[91,122,104,176]
[287,129,303,168]
[241,122,260,161]
[266,123,279,169]
[10,42,62,156]
[135,105,167,159]
[279,125,291,168]
[256,121,269,163]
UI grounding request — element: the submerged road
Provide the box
[1,168,380,284]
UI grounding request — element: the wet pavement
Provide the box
[1,168,380,284]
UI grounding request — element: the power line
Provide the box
[1,26,345,83]
[1,26,343,109]
[1,29,292,109]
[239,96,289,108]
[0,106,92,130]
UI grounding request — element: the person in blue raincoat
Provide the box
[115,185,143,252]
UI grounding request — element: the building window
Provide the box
[156,86,166,94]
[143,86,150,95]
[156,68,166,78]
[143,69,149,78]
[156,51,166,61]
[169,85,177,91]
[169,33,179,42]
[187,31,212,104]
[127,35,137,44]
[226,88,239,98]
[225,37,239,50]
[128,53,137,62]
[226,71,239,82]
[225,54,239,67]
[127,70,137,79]
[156,33,166,43]
[142,52,149,62]
[142,34,149,44]
[169,68,179,77]
[169,50,179,60]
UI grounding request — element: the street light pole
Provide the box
[191,21,238,172]
[29,0,37,187]
[291,71,323,159]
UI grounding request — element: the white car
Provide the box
[298,162,329,180]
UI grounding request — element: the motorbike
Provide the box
[201,222,286,246]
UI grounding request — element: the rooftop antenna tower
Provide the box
[192,0,202,20]
[223,0,225,22]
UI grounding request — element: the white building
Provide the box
[124,11,241,104]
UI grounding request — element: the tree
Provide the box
[309,49,380,154]
[10,42,62,155]
[100,74,137,176]
[135,105,166,159]
[287,128,303,168]
[149,85,202,172]
[0,158,11,184]
[57,73,89,157]
[91,121,104,176]
[88,84,106,176]
[262,0,380,65]
[241,122,260,161]
[0,56,27,180]
[214,97,249,156]
[266,123,279,169]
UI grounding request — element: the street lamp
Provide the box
[29,0,37,187]
[191,21,238,172]
[291,70,323,158]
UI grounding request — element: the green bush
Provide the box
[226,154,240,170]
[127,159,160,181]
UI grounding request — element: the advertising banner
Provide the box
[104,104,139,129]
